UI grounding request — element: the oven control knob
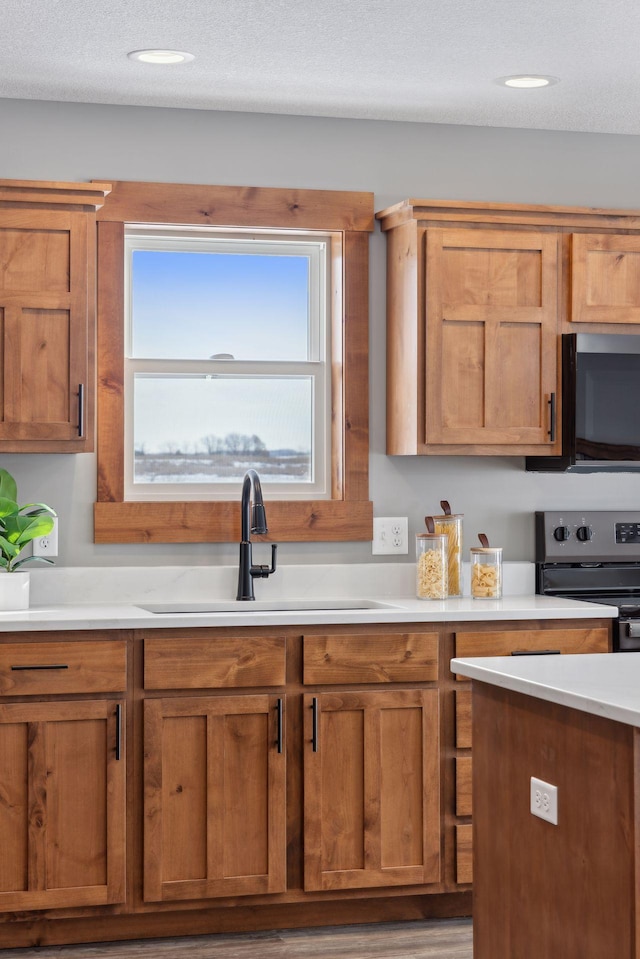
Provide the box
[553,525,570,542]
[576,525,593,542]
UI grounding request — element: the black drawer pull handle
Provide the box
[115,704,122,761]
[11,664,69,671]
[312,697,319,753]
[510,649,561,656]
[276,698,283,754]
[548,392,556,443]
[78,383,85,438]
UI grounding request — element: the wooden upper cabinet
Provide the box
[425,228,559,447]
[571,233,640,324]
[0,180,111,452]
[377,198,563,455]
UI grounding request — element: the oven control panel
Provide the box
[616,523,640,544]
[536,511,640,563]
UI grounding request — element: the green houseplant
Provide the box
[0,468,57,572]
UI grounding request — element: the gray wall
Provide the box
[2,97,640,567]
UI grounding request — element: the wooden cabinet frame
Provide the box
[0,179,111,452]
[0,698,125,910]
[303,688,441,891]
[143,693,286,902]
[94,180,374,543]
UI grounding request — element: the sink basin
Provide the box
[138,599,398,614]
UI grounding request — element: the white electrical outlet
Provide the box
[530,776,558,825]
[33,516,59,558]
[372,517,409,555]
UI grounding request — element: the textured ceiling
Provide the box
[4,0,640,135]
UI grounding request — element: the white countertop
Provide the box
[0,561,616,631]
[451,653,640,728]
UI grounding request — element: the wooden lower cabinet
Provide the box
[143,693,286,902]
[303,688,441,891]
[0,619,613,947]
[0,698,125,910]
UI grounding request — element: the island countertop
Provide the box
[451,651,640,728]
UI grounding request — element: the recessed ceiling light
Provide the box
[497,75,558,88]
[128,49,195,65]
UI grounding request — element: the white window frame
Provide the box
[123,225,332,501]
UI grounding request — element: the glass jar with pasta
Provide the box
[416,533,448,600]
[432,501,463,598]
[470,545,503,599]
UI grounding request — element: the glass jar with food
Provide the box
[470,534,502,599]
[416,529,448,600]
[431,500,463,598]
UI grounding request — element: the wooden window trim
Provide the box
[94,180,374,543]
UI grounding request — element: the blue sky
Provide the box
[132,250,309,361]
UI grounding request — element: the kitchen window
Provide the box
[124,228,330,500]
[94,180,374,544]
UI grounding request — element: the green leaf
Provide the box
[12,555,55,571]
[16,516,55,546]
[19,502,57,518]
[0,496,19,519]
[0,469,17,503]
[0,534,19,559]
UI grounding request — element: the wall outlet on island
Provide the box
[530,776,558,825]
[372,517,409,555]
[33,516,59,558]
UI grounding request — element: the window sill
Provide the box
[94,500,373,543]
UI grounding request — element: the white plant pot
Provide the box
[0,571,30,610]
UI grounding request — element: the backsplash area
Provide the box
[28,562,536,606]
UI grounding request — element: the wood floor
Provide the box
[0,920,473,958]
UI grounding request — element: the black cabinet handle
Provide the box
[276,698,283,754]
[511,649,561,656]
[11,664,69,671]
[548,392,556,443]
[115,703,122,761]
[312,697,319,753]
[78,383,85,438]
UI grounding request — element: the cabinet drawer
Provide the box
[455,689,472,749]
[303,632,439,684]
[456,824,473,885]
[144,635,285,689]
[0,640,126,695]
[456,756,472,817]
[454,627,610,679]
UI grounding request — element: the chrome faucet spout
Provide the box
[237,469,278,601]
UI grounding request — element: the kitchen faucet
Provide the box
[236,468,278,601]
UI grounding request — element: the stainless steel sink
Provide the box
[137,598,398,614]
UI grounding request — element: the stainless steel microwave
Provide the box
[526,333,640,472]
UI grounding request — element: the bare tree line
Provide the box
[135,433,305,457]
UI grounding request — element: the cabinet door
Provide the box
[144,694,286,902]
[425,228,559,446]
[0,209,90,448]
[571,233,640,324]
[303,689,440,891]
[0,699,125,911]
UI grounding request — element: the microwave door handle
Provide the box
[548,392,556,443]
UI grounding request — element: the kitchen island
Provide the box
[451,652,640,959]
